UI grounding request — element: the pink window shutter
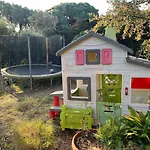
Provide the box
[102,49,112,65]
[75,50,84,65]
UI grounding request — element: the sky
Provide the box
[3,0,110,14]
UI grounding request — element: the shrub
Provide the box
[13,120,56,150]
[39,95,53,104]
[17,98,35,112]
[95,106,148,149]
[121,106,150,147]
[95,117,123,149]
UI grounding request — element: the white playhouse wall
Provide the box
[61,36,149,120]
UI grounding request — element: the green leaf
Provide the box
[141,134,150,142]
[128,105,137,117]
[145,111,150,126]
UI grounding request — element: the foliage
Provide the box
[0,87,59,150]
[0,1,34,31]
[91,0,150,57]
[29,11,58,36]
[0,16,15,35]
[16,94,53,121]
[72,30,89,41]
[17,97,35,112]
[121,105,150,147]
[19,26,42,36]
[95,117,123,149]
[13,120,56,150]
[48,2,99,44]
[95,106,149,149]
[139,39,150,60]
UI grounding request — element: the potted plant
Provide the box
[72,129,101,150]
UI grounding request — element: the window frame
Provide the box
[86,49,100,65]
[67,77,91,101]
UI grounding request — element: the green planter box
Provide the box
[60,105,94,131]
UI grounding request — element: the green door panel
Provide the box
[97,74,122,103]
[96,74,122,125]
[97,102,122,125]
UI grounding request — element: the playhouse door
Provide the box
[96,74,122,125]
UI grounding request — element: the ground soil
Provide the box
[74,130,102,150]
[0,83,77,150]
[17,84,63,99]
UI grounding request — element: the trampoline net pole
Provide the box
[46,37,49,73]
[27,35,33,90]
[0,68,3,90]
[51,77,53,87]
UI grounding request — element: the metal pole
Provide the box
[62,35,65,47]
[50,77,53,87]
[0,68,2,90]
[46,37,49,73]
[27,35,32,90]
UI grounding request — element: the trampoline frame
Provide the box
[1,64,62,79]
[1,35,63,89]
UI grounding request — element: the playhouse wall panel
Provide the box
[121,72,149,115]
[62,63,150,73]
[79,36,105,46]
[61,36,150,121]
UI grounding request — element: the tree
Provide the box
[29,11,58,36]
[48,2,99,44]
[0,1,34,31]
[91,0,150,57]
[11,5,33,31]
[0,17,15,35]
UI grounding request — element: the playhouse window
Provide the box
[131,77,150,104]
[67,77,91,101]
[86,49,100,64]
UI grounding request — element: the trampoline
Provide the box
[1,64,62,79]
[0,35,63,89]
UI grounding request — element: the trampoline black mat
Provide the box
[5,64,61,76]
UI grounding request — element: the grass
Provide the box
[0,88,55,150]
[13,120,56,150]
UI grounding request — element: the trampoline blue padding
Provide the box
[1,64,61,79]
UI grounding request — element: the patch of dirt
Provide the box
[0,83,77,150]
[16,84,63,99]
[75,130,102,150]
[54,128,76,150]
[4,84,62,99]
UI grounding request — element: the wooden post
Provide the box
[46,37,49,73]
[27,35,32,90]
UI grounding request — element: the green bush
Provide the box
[13,120,56,150]
[121,106,150,147]
[95,106,147,149]
[95,117,123,149]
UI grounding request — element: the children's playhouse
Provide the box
[50,28,150,130]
